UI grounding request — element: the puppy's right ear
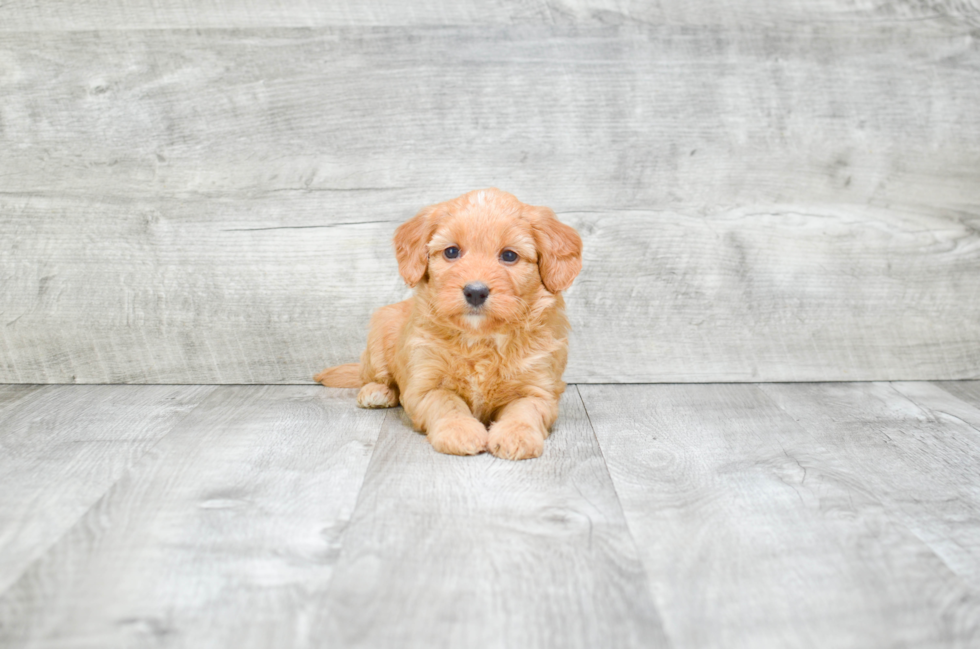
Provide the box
[393,205,437,287]
[527,205,583,293]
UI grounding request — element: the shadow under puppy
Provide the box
[315,188,582,460]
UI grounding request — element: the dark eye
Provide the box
[500,249,519,263]
[443,246,460,259]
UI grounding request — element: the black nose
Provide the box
[463,282,490,307]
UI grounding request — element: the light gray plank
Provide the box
[0,384,213,594]
[0,385,384,648]
[569,206,980,382]
[936,381,980,411]
[4,195,977,384]
[0,385,44,413]
[2,24,979,384]
[0,194,408,385]
[1,26,977,205]
[2,0,978,30]
[893,381,980,435]
[309,391,667,648]
[580,383,980,649]
[0,0,549,30]
[761,382,980,588]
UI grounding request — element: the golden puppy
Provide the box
[315,188,582,460]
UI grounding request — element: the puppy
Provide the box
[315,188,582,460]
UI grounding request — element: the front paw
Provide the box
[487,419,546,460]
[357,383,399,409]
[428,417,488,456]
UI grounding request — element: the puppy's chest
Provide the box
[453,354,503,398]
[443,347,525,415]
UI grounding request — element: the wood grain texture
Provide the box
[2,382,980,647]
[5,195,976,384]
[0,385,213,593]
[579,383,980,649]
[893,380,980,435]
[2,26,977,203]
[760,382,980,588]
[2,0,978,30]
[0,385,44,414]
[0,386,384,648]
[1,22,979,383]
[0,194,408,384]
[936,380,980,410]
[309,391,667,648]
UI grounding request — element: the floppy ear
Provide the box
[527,205,583,293]
[393,205,438,287]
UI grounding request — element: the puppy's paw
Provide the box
[428,417,488,456]
[357,383,399,409]
[487,419,546,461]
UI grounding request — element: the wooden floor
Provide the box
[1,382,979,648]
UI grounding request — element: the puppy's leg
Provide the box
[403,389,488,456]
[347,300,411,409]
[487,396,559,460]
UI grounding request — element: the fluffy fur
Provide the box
[314,188,582,460]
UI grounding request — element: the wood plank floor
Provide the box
[1,382,979,648]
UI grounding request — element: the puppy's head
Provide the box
[393,188,582,333]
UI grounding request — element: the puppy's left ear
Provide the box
[393,204,438,287]
[527,205,583,293]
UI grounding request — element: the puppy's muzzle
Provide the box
[463,282,490,308]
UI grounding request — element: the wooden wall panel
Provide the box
[1,20,978,383]
[2,1,978,30]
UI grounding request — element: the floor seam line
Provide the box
[311,407,390,604]
[0,384,218,599]
[574,384,676,649]
[918,381,980,437]
[756,381,980,596]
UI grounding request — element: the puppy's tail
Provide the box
[314,363,364,388]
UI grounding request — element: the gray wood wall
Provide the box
[1,1,978,384]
